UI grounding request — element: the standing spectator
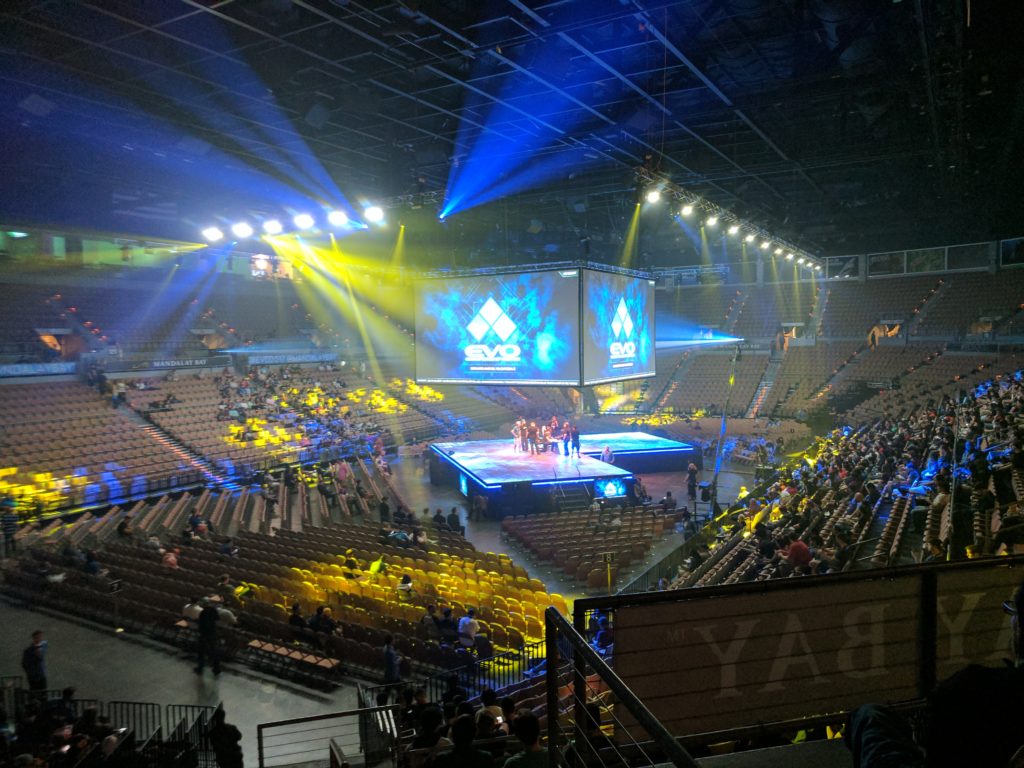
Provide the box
[383,635,402,688]
[195,599,221,675]
[1,500,18,556]
[503,711,547,767]
[570,424,581,458]
[21,630,48,692]
[379,497,391,524]
[208,707,243,768]
[686,463,699,505]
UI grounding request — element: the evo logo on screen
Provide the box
[610,297,637,359]
[465,297,521,362]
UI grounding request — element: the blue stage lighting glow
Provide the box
[293,213,315,230]
[231,222,253,239]
[262,219,283,235]
[327,210,349,227]
[364,206,384,224]
[201,226,224,242]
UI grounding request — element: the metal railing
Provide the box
[256,704,400,768]
[361,639,548,706]
[544,607,700,767]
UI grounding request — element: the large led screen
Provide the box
[582,270,655,385]
[415,269,580,385]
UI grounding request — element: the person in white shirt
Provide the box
[458,608,480,649]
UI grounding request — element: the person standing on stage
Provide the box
[540,424,551,453]
[519,419,529,453]
[570,424,581,458]
[561,421,571,457]
[527,422,539,455]
[511,421,521,453]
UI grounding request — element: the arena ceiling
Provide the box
[0,0,1021,255]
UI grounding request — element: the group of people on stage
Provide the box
[511,415,581,457]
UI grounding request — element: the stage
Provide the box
[428,431,697,514]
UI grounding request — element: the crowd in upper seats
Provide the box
[673,369,1024,588]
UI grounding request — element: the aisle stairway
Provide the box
[127,409,236,489]
[745,358,782,418]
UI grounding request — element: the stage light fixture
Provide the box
[760,241,770,250]
[645,189,661,204]
[797,257,806,265]
[231,222,253,239]
[744,234,755,243]
[705,215,718,227]
[774,247,783,255]
[815,264,823,271]
[262,219,283,235]
[786,252,794,260]
[202,227,224,242]
[728,224,739,235]
[364,205,385,223]
[293,213,315,230]
[681,203,693,216]
[327,210,349,227]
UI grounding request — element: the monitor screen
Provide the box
[582,269,656,385]
[415,269,581,385]
[595,478,629,498]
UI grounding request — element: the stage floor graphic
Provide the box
[430,431,692,488]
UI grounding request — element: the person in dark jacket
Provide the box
[195,600,221,675]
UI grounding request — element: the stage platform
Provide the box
[428,432,696,514]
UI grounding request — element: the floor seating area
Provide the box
[501,509,669,589]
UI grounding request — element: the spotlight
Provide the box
[760,241,770,250]
[327,210,349,227]
[705,215,718,227]
[7,231,28,238]
[815,264,823,271]
[293,213,316,230]
[681,204,693,216]
[744,234,755,243]
[262,219,283,235]
[364,205,385,224]
[774,247,783,255]
[202,227,224,242]
[645,189,661,204]
[786,252,794,260]
[797,257,805,265]
[727,225,739,235]
[231,222,253,239]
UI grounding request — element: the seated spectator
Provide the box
[499,697,517,736]
[183,597,203,623]
[478,688,502,721]
[398,574,415,598]
[782,536,812,570]
[593,617,614,651]
[406,706,451,768]
[503,710,546,768]
[433,713,494,768]
[288,604,307,630]
[84,550,107,577]
[432,508,447,528]
[447,507,464,535]
[438,608,459,645]
[161,547,180,569]
[660,491,677,511]
[922,538,946,563]
[458,608,481,650]
[116,516,134,538]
